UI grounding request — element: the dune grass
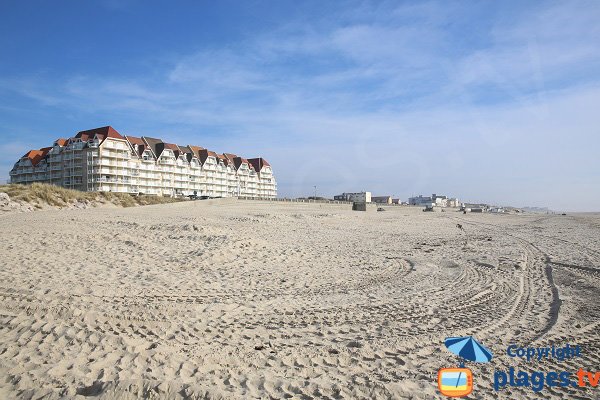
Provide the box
[0,183,185,208]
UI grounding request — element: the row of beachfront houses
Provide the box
[408,194,461,208]
[334,192,404,205]
[334,192,461,207]
[9,126,277,198]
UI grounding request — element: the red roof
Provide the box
[164,143,180,151]
[76,126,124,143]
[217,154,229,165]
[125,135,145,146]
[223,153,237,162]
[23,147,51,166]
[188,145,204,159]
[55,138,68,146]
[125,136,149,157]
[163,143,181,159]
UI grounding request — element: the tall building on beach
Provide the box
[9,126,277,198]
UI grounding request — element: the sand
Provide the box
[0,200,598,399]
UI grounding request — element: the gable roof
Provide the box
[125,135,149,157]
[178,145,195,162]
[248,157,270,172]
[217,154,229,165]
[163,143,181,159]
[234,157,255,171]
[141,136,163,158]
[223,153,237,162]
[23,147,52,166]
[199,148,218,164]
[76,126,124,143]
[125,135,145,146]
[188,145,204,160]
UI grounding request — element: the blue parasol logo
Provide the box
[445,336,493,364]
[438,336,493,397]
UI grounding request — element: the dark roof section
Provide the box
[178,145,194,162]
[76,126,124,143]
[141,136,163,159]
[143,139,181,160]
[248,157,270,172]
[234,157,255,172]
[199,149,218,165]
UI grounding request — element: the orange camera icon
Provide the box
[438,367,473,397]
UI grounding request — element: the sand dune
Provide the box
[0,200,598,399]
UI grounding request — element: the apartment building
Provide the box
[9,126,277,198]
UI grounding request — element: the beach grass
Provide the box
[0,182,184,208]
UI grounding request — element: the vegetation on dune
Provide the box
[0,183,185,208]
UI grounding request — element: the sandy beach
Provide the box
[0,200,598,399]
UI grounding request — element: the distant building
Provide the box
[372,196,392,204]
[334,192,372,203]
[409,193,460,208]
[392,198,401,204]
[462,203,490,212]
[409,195,434,206]
[431,193,447,206]
[446,198,461,208]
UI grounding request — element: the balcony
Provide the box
[66,143,85,151]
[101,149,129,159]
[63,154,83,161]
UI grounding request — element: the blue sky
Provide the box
[1,1,599,211]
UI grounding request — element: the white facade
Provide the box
[409,193,460,208]
[9,126,277,199]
